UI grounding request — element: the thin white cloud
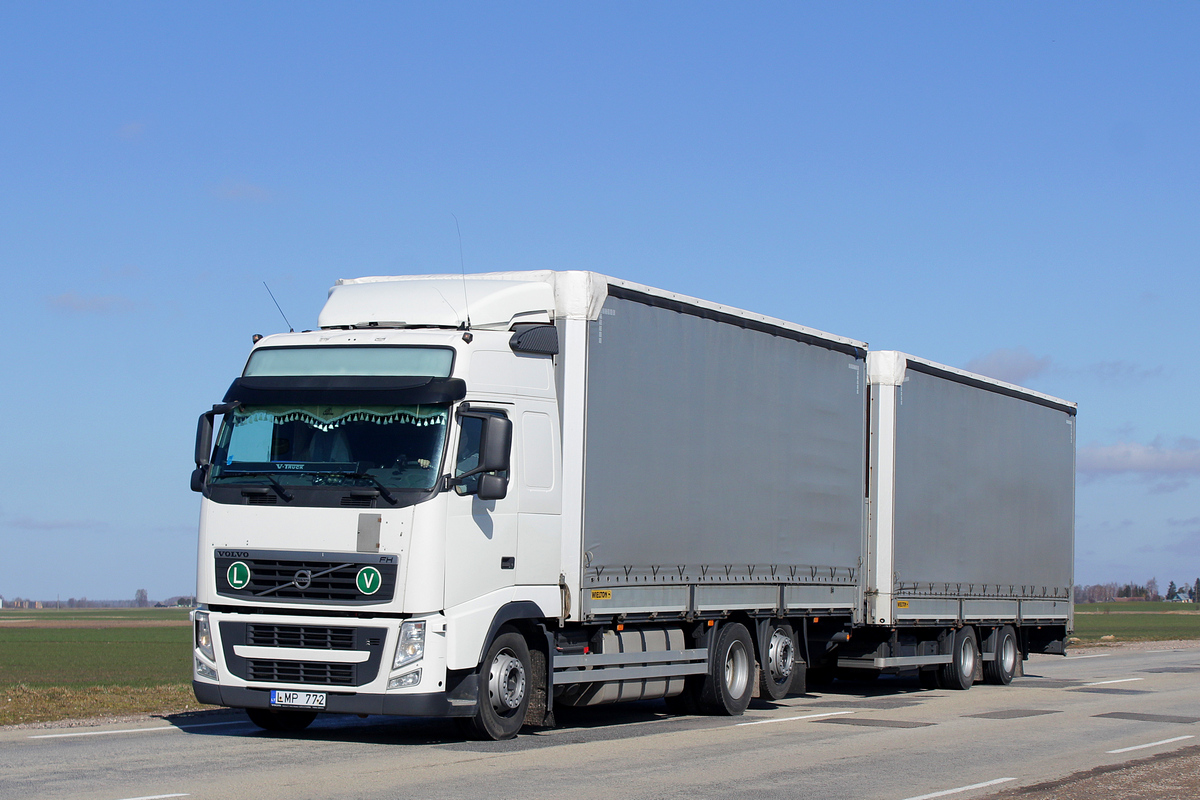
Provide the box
[1078,438,1200,478]
[1085,361,1164,382]
[963,347,1051,385]
[213,180,272,202]
[46,292,135,314]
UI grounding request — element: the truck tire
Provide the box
[758,622,797,701]
[699,622,755,715]
[246,708,316,732]
[983,626,1018,685]
[939,626,978,691]
[460,628,531,740]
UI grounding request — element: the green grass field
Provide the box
[1073,601,1200,642]
[0,608,204,725]
[0,626,191,686]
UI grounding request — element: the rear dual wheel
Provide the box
[939,626,978,690]
[758,622,798,701]
[667,622,756,716]
[700,622,755,715]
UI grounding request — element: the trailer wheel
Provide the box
[983,626,1018,685]
[246,708,316,732]
[461,628,531,740]
[758,622,797,701]
[939,626,978,691]
[699,622,755,715]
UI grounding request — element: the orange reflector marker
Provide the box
[813,617,819,623]
[616,623,624,631]
[707,620,714,627]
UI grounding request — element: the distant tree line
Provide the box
[1,590,195,609]
[1075,578,1200,603]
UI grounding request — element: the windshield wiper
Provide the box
[220,471,294,502]
[344,472,399,505]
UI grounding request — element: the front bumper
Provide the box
[193,608,463,716]
[193,676,479,717]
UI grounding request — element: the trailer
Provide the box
[189,271,1074,739]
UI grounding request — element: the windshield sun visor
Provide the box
[223,376,467,407]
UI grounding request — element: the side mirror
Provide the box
[477,415,513,474]
[477,473,508,501]
[193,401,239,490]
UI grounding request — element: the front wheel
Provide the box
[699,622,755,715]
[246,707,316,732]
[460,629,531,740]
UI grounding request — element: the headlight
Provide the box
[393,620,426,669]
[194,612,215,661]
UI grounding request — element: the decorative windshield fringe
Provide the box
[233,406,447,432]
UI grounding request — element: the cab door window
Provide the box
[454,412,508,495]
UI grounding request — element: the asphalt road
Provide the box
[4,645,1199,800]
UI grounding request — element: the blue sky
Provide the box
[1,2,1197,601]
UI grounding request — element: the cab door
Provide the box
[444,408,519,608]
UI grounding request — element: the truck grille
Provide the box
[214,550,398,604]
[247,624,356,650]
[219,621,387,688]
[248,659,355,686]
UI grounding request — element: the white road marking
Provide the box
[1066,654,1111,659]
[1084,678,1144,686]
[1107,735,1195,754]
[112,794,189,800]
[736,711,854,726]
[29,720,247,739]
[899,777,1015,800]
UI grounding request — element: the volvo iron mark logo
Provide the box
[293,569,312,590]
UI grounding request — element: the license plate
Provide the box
[270,690,326,709]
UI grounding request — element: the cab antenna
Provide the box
[263,282,294,332]
[452,213,471,333]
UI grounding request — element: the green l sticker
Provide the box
[227,561,251,590]
[356,566,382,595]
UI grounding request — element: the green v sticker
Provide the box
[356,566,381,595]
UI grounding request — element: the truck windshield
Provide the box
[209,404,448,490]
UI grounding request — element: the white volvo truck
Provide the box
[191,271,1075,739]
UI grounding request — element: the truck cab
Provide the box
[192,275,573,737]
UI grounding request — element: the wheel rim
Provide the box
[724,640,751,697]
[1000,634,1017,675]
[487,649,526,715]
[959,634,977,678]
[766,629,794,684]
